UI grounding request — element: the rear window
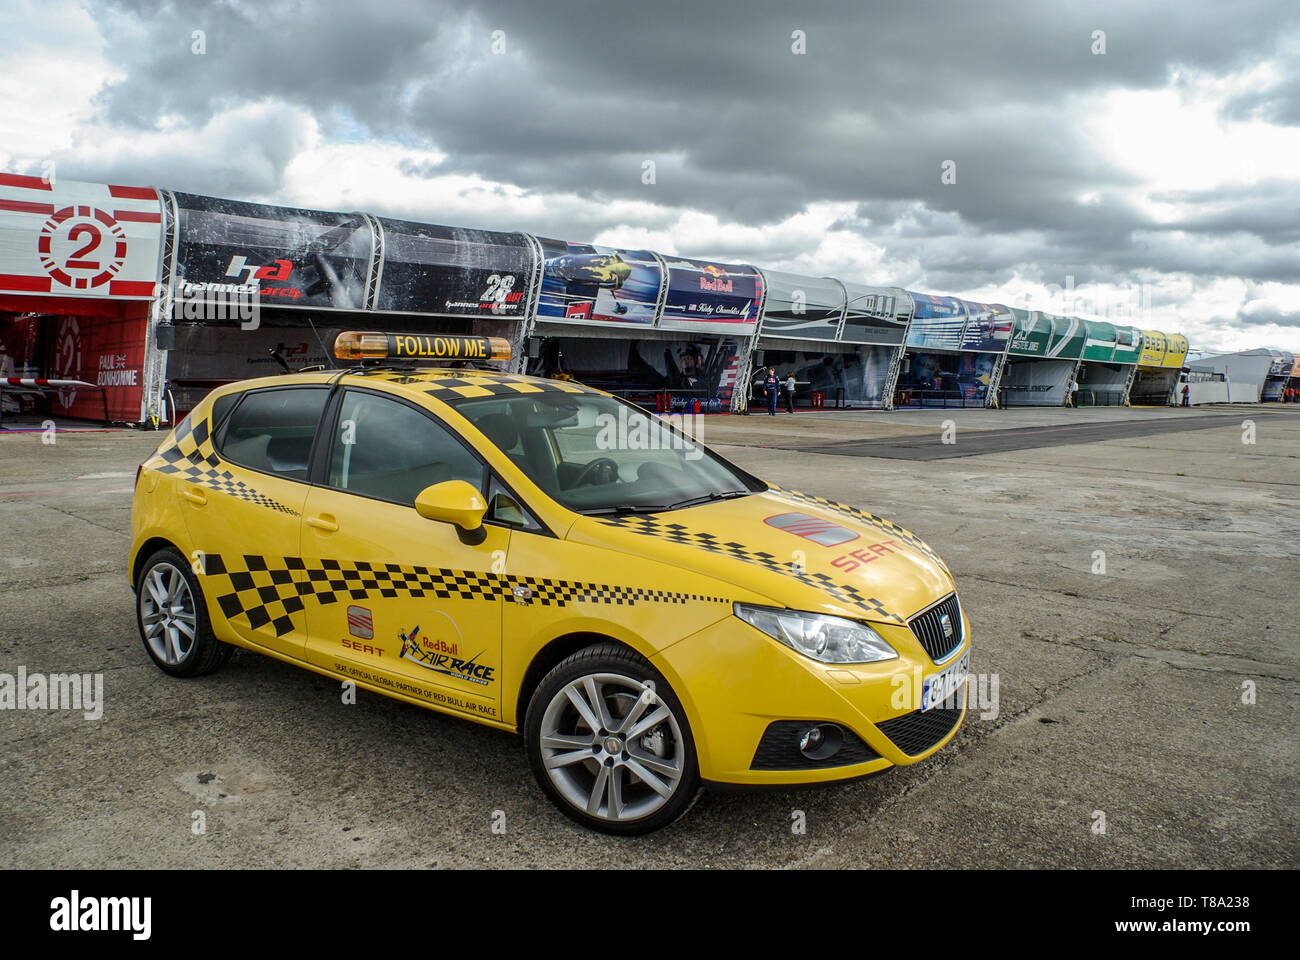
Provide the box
[216,387,329,480]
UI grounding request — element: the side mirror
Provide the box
[414,480,488,543]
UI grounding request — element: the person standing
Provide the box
[785,372,796,413]
[1181,382,1190,407]
[763,366,779,416]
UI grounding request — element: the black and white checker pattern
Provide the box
[153,411,298,516]
[598,515,907,625]
[201,554,729,638]
[366,370,595,406]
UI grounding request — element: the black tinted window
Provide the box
[328,390,485,506]
[217,387,328,480]
[210,393,239,433]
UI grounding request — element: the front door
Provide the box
[301,387,507,723]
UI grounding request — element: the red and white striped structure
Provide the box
[3,377,98,389]
[0,174,162,301]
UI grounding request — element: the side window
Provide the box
[485,476,543,532]
[210,393,239,434]
[216,387,328,480]
[328,390,485,506]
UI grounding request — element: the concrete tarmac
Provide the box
[1,404,1296,868]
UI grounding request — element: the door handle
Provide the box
[182,489,207,506]
[305,514,338,532]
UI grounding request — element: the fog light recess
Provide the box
[750,720,880,771]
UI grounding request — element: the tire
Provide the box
[525,642,701,835]
[135,547,230,678]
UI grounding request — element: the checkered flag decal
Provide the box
[336,369,595,406]
[417,373,593,406]
[200,554,728,638]
[598,515,906,624]
[154,412,298,516]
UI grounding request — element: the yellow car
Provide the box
[129,332,970,834]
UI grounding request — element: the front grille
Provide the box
[875,706,963,756]
[908,593,963,662]
[751,721,879,770]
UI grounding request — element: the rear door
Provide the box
[300,386,508,722]
[171,384,330,662]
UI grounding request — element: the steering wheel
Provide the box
[572,457,619,488]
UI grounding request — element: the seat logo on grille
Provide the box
[939,613,954,639]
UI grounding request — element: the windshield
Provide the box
[455,392,762,514]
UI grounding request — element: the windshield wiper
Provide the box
[580,490,751,516]
[580,504,675,516]
[661,490,752,510]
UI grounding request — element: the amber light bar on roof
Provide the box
[334,331,511,362]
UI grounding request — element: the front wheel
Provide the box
[525,643,700,835]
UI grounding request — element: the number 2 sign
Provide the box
[38,205,128,290]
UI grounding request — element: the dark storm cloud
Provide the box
[82,0,1300,302]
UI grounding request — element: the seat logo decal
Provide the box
[764,512,859,546]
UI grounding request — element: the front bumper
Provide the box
[651,611,970,785]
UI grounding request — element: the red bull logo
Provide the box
[699,264,733,292]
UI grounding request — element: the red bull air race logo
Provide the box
[698,264,733,293]
[399,622,494,686]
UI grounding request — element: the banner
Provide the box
[0,175,161,300]
[47,310,149,420]
[958,300,1015,352]
[1045,314,1086,359]
[1008,311,1050,357]
[173,193,371,311]
[536,238,661,325]
[905,292,967,350]
[1162,333,1188,368]
[758,271,844,341]
[658,255,763,333]
[1139,329,1168,366]
[898,349,999,405]
[1112,325,1143,364]
[839,283,908,345]
[1082,320,1118,362]
[375,219,533,318]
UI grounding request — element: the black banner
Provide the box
[375,218,533,318]
[172,193,372,311]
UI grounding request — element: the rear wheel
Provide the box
[135,547,230,677]
[525,642,700,834]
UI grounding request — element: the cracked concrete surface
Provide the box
[0,405,1296,868]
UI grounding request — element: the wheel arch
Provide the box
[514,631,640,730]
[131,536,184,590]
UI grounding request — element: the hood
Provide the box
[567,487,954,627]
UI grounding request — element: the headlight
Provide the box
[733,603,898,664]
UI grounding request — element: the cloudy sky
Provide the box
[3,0,1299,353]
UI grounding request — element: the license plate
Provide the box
[921,652,969,712]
